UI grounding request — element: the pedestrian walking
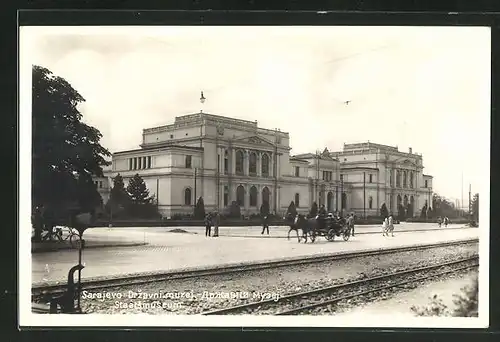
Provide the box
[204,213,212,237]
[213,212,220,237]
[261,215,269,235]
[388,214,394,237]
[347,213,355,236]
[382,216,388,236]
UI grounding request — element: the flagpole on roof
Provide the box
[200,91,206,113]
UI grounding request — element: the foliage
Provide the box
[471,193,479,222]
[228,201,241,218]
[380,203,389,218]
[105,174,130,217]
[420,204,428,218]
[260,201,270,217]
[411,276,478,317]
[32,65,110,239]
[309,202,318,218]
[194,197,206,219]
[125,174,159,218]
[287,201,297,216]
[431,193,467,219]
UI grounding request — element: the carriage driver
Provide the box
[317,204,327,229]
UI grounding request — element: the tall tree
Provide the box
[421,204,428,218]
[105,174,130,217]
[32,65,110,239]
[398,203,405,220]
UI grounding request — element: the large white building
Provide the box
[99,112,433,218]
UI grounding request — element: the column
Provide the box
[244,150,249,176]
[269,152,274,178]
[257,185,262,209]
[231,149,236,175]
[257,152,262,177]
[244,184,250,213]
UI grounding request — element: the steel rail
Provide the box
[32,238,478,298]
[201,256,478,315]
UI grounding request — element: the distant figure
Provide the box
[347,213,355,236]
[204,213,212,237]
[261,215,269,235]
[382,217,388,236]
[444,217,449,227]
[213,212,220,237]
[388,215,394,237]
[437,216,442,228]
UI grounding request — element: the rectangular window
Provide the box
[133,158,137,170]
[148,156,152,168]
[142,157,146,169]
[425,180,428,188]
[369,174,373,183]
[224,157,228,174]
[295,166,300,177]
[217,155,220,171]
[185,155,192,168]
[129,159,133,170]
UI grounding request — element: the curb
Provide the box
[31,242,148,254]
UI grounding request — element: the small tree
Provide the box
[229,201,241,218]
[194,197,206,219]
[471,193,479,222]
[421,204,428,218]
[310,202,318,218]
[126,174,157,218]
[287,201,297,217]
[380,203,389,218]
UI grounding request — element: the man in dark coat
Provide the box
[204,213,212,237]
[261,214,270,235]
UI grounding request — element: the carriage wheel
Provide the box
[327,229,336,241]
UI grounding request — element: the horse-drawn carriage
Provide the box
[287,214,351,243]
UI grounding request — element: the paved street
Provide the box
[31,223,479,286]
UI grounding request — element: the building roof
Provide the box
[341,166,380,171]
[113,144,204,156]
[289,157,309,163]
[423,174,433,178]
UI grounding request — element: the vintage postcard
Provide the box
[19,25,490,328]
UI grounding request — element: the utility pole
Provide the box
[194,168,197,212]
[340,174,344,217]
[469,183,472,221]
[274,129,279,215]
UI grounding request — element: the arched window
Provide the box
[236,185,245,206]
[409,171,414,188]
[369,196,373,209]
[249,152,257,175]
[261,153,270,177]
[396,170,400,187]
[409,196,415,217]
[250,186,257,206]
[235,150,244,175]
[295,193,300,208]
[262,186,270,205]
[403,171,407,188]
[184,188,192,206]
[389,170,393,186]
[403,195,408,207]
[397,194,402,205]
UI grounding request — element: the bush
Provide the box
[194,197,206,219]
[411,276,478,317]
[380,203,389,218]
[228,201,241,218]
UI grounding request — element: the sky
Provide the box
[20,26,491,206]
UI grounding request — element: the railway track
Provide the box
[202,256,479,316]
[32,238,478,300]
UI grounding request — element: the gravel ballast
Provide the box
[64,242,478,315]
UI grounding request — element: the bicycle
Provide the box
[42,226,81,248]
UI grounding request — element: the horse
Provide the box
[294,214,320,243]
[286,213,301,242]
